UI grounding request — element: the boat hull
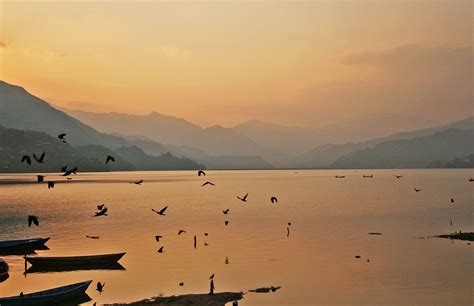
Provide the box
[0,280,92,306]
[26,252,126,267]
[0,238,50,252]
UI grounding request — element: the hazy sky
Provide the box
[0,1,471,128]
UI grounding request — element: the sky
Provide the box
[0,0,471,128]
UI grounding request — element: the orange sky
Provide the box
[0,1,471,127]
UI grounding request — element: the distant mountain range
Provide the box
[0,81,202,172]
[1,80,472,170]
[0,125,202,173]
[332,129,474,168]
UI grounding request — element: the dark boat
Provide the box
[0,280,92,306]
[0,238,50,253]
[25,252,126,267]
[26,262,125,274]
[0,258,9,283]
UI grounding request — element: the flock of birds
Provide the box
[14,132,473,301]
[18,132,289,299]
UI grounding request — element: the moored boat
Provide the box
[0,280,92,306]
[0,238,50,252]
[0,258,9,282]
[25,252,126,267]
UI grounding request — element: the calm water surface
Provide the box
[0,170,472,305]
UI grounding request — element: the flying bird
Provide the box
[47,181,55,189]
[223,209,229,215]
[394,175,403,179]
[37,175,44,183]
[105,155,115,164]
[270,197,278,204]
[96,282,105,294]
[62,167,78,176]
[155,235,163,242]
[198,170,206,176]
[157,246,164,253]
[97,204,105,210]
[94,207,108,217]
[178,230,187,235]
[237,193,248,202]
[414,188,422,192]
[58,133,67,142]
[21,155,31,165]
[33,152,46,163]
[152,206,168,216]
[28,215,39,227]
[202,181,215,186]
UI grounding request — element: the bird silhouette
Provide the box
[47,181,55,189]
[58,133,67,142]
[37,175,44,182]
[237,193,248,202]
[33,152,46,163]
[394,175,403,179]
[157,246,164,253]
[223,209,229,215]
[414,188,422,192]
[105,155,115,164]
[86,235,100,239]
[178,230,187,235]
[97,204,105,210]
[270,197,278,204]
[198,170,206,176]
[179,282,184,286]
[96,282,105,294]
[21,155,31,165]
[202,181,215,186]
[155,235,163,242]
[224,221,229,226]
[28,215,39,227]
[451,198,455,203]
[152,206,168,216]
[204,233,208,236]
[131,180,143,185]
[62,167,78,176]
[209,273,214,279]
[94,207,108,217]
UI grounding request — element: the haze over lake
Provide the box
[0,169,472,305]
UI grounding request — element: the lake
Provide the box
[0,169,472,305]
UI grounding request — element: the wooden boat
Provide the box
[0,238,50,252]
[26,252,126,267]
[0,280,92,306]
[0,258,9,283]
[26,262,125,274]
